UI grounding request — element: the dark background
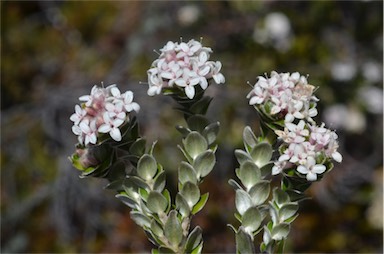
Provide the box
[1,1,383,253]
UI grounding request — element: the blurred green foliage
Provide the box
[1,1,382,253]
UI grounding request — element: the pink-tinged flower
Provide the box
[79,119,97,145]
[247,71,319,123]
[147,39,224,99]
[98,112,124,142]
[122,91,140,113]
[70,84,140,145]
[70,105,86,125]
[296,156,326,181]
[247,86,267,105]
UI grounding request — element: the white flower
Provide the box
[147,39,224,99]
[70,105,86,125]
[122,91,140,113]
[296,156,326,181]
[71,84,140,145]
[98,112,124,142]
[79,119,97,145]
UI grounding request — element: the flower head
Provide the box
[70,84,140,145]
[147,39,225,99]
[247,71,318,123]
[274,120,342,181]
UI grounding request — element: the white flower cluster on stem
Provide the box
[247,71,342,181]
[273,120,342,181]
[147,39,225,99]
[247,71,318,123]
[70,84,140,145]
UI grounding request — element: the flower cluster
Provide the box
[70,84,140,145]
[272,120,342,181]
[147,39,225,99]
[247,71,318,123]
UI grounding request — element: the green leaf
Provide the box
[150,219,164,238]
[235,189,253,216]
[279,202,299,222]
[147,191,168,214]
[154,171,166,192]
[273,188,290,207]
[236,227,255,254]
[243,126,258,152]
[158,247,175,254]
[192,193,209,215]
[242,207,262,233]
[129,138,146,156]
[193,150,215,179]
[250,142,273,168]
[181,182,200,208]
[262,226,272,246]
[149,141,158,155]
[249,180,270,206]
[271,223,290,241]
[164,210,183,247]
[115,193,137,209]
[183,132,208,159]
[178,162,197,185]
[190,96,213,115]
[191,241,203,254]
[137,155,158,181]
[105,179,125,191]
[185,226,203,253]
[125,176,149,191]
[163,189,172,213]
[130,211,151,228]
[238,161,261,190]
[234,149,252,165]
[175,125,191,137]
[187,115,209,133]
[176,193,191,217]
[260,163,273,178]
[202,122,220,145]
[228,179,243,191]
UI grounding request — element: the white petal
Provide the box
[199,52,208,63]
[272,165,281,175]
[111,87,121,97]
[110,128,122,141]
[148,86,160,96]
[161,72,174,80]
[70,113,79,123]
[249,96,262,105]
[72,125,82,135]
[105,103,115,112]
[89,133,97,144]
[199,78,208,90]
[79,95,90,101]
[332,152,342,162]
[213,73,225,84]
[199,65,210,76]
[279,154,290,162]
[312,164,326,174]
[98,124,111,133]
[306,172,317,181]
[116,112,126,119]
[80,121,91,133]
[297,165,309,174]
[124,91,133,103]
[175,79,187,87]
[285,113,294,123]
[185,86,195,99]
[113,119,124,128]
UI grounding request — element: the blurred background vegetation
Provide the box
[1,1,383,253]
